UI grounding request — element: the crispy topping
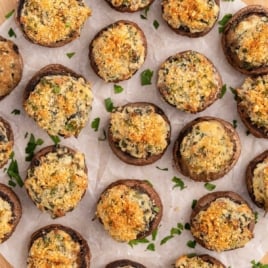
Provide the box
[110,105,170,159]
[162,0,219,33]
[237,75,268,131]
[25,147,88,218]
[24,74,93,137]
[91,21,146,82]
[227,15,268,69]
[0,39,22,97]
[191,197,254,251]
[180,121,234,175]
[0,198,13,243]
[252,157,268,210]
[27,229,81,267]
[20,0,91,46]
[158,51,220,113]
[0,121,13,168]
[96,184,156,241]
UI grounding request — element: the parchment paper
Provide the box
[0,1,268,267]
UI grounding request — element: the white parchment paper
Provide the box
[0,1,268,267]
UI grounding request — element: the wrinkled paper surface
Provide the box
[0,1,268,267]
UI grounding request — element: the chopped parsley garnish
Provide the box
[91,117,100,132]
[152,228,158,241]
[66,52,75,59]
[229,86,238,100]
[114,84,124,94]
[128,238,149,248]
[49,135,61,145]
[184,222,191,230]
[191,199,197,209]
[220,84,227,98]
[172,176,187,190]
[254,211,258,223]
[5,152,23,187]
[141,69,154,85]
[8,28,17,38]
[25,133,44,161]
[218,14,233,33]
[98,129,107,141]
[146,243,155,251]
[156,166,168,171]
[160,223,184,245]
[24,132,29,139]
[187,240,196,248]
[204,182,216,191]
[153,20,159,29]
[104,98,114,112]
[251,260,268,268]
[11,109,20,115]
[140,6,149,19]
[5,9,15,19]
[232,119,238,129]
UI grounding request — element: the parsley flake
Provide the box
[11,109,20,115]
[104,98,114,112]
[153,20,159,29]
[8,28,17,38]
[5,152,24,187]
[25,133,44,161]
[49,135,61,145]
[156,166,168,171]
[66,52,75,59]
[5,9,15,19]
[218,14,233,33]
[91,117,100,132]
[141,69,153,85]
[114,84,124,94]
[172,176,187,190]
[191,199,197,209]
[233,119,238,129]
[146,243,155,251]
[187,240,196,248]
[220,84,227,98]
[160,223,184,245]
[140,6,149,19]
[251,260,268,268]
[204,182,216,191]
[128,238,149,248]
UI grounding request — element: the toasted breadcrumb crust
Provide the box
[25,146,88,218]
[0,36,23,100]
[89,20,147,82]
[18,0,91,47]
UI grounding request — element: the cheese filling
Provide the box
[24,75,93,137]
[162,0,219,33]
[110,105,170,159]
[27,229,81,267]
[25,147,88,218]
[252,157,268,210]
[157,51,220,113]
[0,198,13,243]
[175,255,224,268]
[237,75,268,131]
[20,0,91,46]
[108,0,151,11]
[91,21,146,82]
[228,15,268,69]
[96,184,158,242]
[191,198,254,252]
[0,40,22,97]
[0,121,13,167]
[180,121,234,175]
